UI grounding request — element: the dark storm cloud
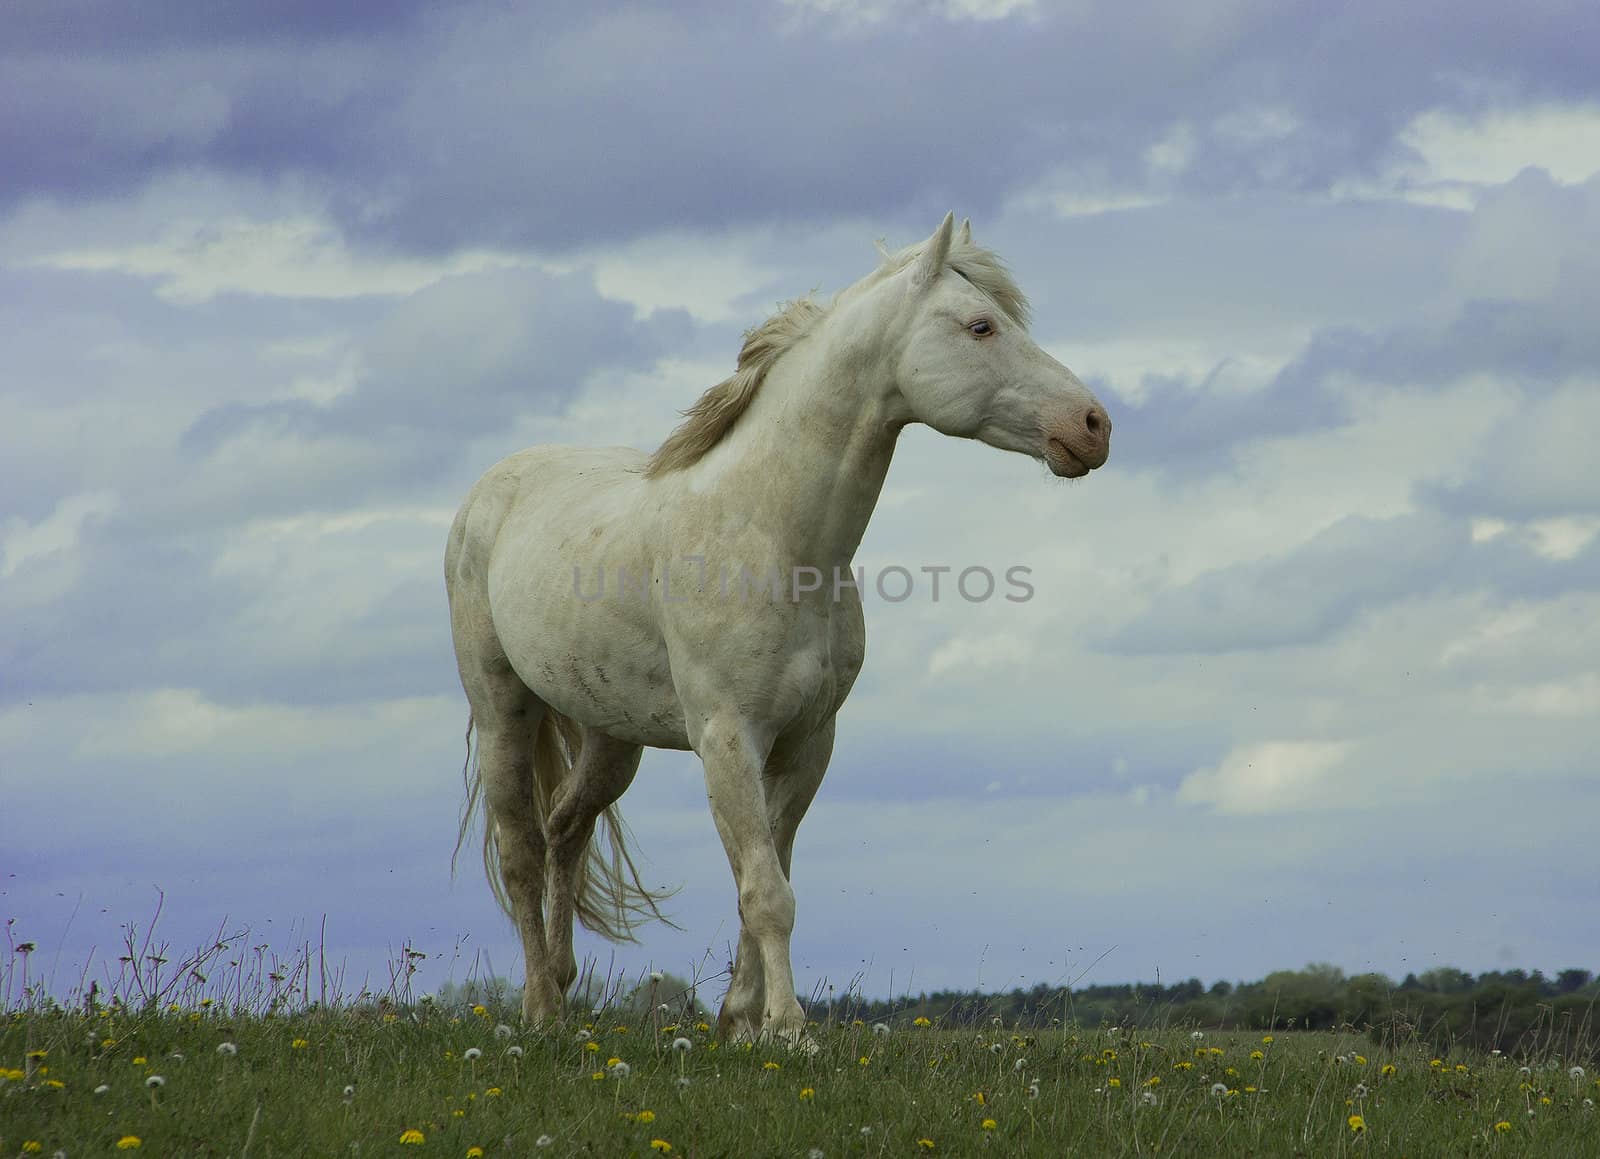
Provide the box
[1098,512,1600,655]
[8,1,1599,250]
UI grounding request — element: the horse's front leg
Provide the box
[707,719,834,1045]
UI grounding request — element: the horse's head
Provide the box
[886,213,1110,479]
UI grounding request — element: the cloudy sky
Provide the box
[5,0,1599,1009]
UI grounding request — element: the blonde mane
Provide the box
[643,236,1029,477]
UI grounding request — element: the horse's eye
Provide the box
[969,319,993,337]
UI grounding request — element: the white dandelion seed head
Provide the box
[1191,1031,1205,1041]
[169,1051,185,1062]
[575,1029,593,1042]
[343,1084,355,1099]
[419,993,435,1004]
[94,1083,111,1095]
[1210,1082,1228,1097]
[650,971,663,982]
[1519,1066,1532,1077]
[808,1150,824,1159]
[1335,1055,1349,1065]
[1141,1089,1158,1105]
[677,1075,692,1088]
[871,1023,890,1037]
[506,1045,524,1058]
[988,1042,1003,1055]
[610,1061,631,1078]
[494,1023,514,1039]
[659,1003,670,1014]
[860,1126,873,1136]
[672,1037,692,1053]
[1013,1057,1027,1072]
[1571,1066,1587,1080]
[535,1135,553,1148]
[145,1074,166,1088]
[1583,1098,1594,1109]
[1354,1084,1368,1098]
[1490,1048,1501,1055]
[463,1047,483,1061]
[216,1042,237,1057]
[1027,1080,1040,1099]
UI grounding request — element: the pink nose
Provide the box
[1044,402,1111,477]
[1080,404,1111,467]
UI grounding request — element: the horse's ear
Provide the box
[958,217,972,246]
[913,212,956,287]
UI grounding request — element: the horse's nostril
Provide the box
[1085,407,1105,437]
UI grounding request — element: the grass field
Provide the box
[6,997,1599,1157]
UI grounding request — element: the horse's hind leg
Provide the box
[474,682,565,1023]
[545,729,644,996]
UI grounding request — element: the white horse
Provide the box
[446,214,1110,1040]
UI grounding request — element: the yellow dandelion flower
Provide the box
[23,1144,44,1155]
[1539,1096,1552,1105]
[585,1041,600,1053]
[25,1050,47,1061]
[917,1139,936,1151]
[1103,1049,1118,1060]
[167,1003,180,1013]
[467,1149,485,1158]
[763,1060,781,1071]
[1208,1047,1224,1057]
[1347,1114,1365,1133]
[1430,1058,1443,1069]
[696,1021,711,1033]
[452,1110,465,1118]
[1494,1121,1512,1133]
[201,998,213,1007]
[2,1068,26,1081]
[399,1129,426,1145]
[1261,1035,1273,1044]
[1250,1050,1264,1060]
[637,1110,656,1123]
[133,1055,147,1064]
[607,1055,623,1067]
[45,1079,64,1089]
[486,1086,503,1097]
[1455,1064,1469,1074]
[799,1087,814,1100]
[1144,1076,1161,1087]
[189,1013,202,1023]
[291,1038,309,1049]
[1108,1078,1121,1088]
[1354,1055,1368,1066]
[1381,1064,1397,1076]
[981,1119,997,1131]
[859,1055,870,1066]
[913,1016,932,1027]
[613,1025,629,1034]
[1174,1060,1193,1071]
[649,1141,672,1154]
[972,1091,985,1105]
[592,1071,606,1081]
[472,1004,487,1017]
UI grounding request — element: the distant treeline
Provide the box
[816,964,1600,1062]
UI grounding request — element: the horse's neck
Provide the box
[689,326,900,569]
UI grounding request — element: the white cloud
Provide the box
[31,216,533,304]
[1404,104,1600,187]
[1176,740,1351,814]
[1,490,118,579]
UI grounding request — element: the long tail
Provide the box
[453,710,673,941]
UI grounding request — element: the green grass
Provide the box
[6,1003,1599,1157]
